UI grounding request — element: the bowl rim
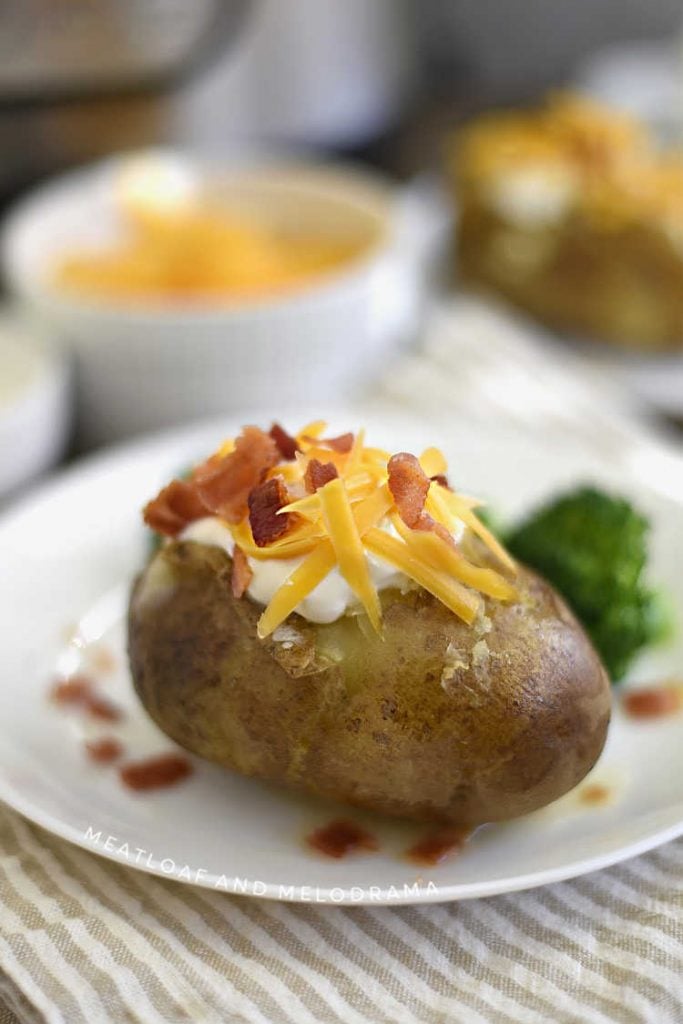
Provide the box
[1,152,399,324]
[0,308,71,499]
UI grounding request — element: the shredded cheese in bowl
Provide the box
[53,163,366,303]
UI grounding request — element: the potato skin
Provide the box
[128,541,611,824]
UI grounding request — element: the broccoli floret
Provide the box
[505,486,670,682]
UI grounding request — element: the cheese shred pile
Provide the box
[222,422,518,639]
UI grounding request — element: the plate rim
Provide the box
[1,775,682,905]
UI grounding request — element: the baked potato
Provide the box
[128,538,610,825]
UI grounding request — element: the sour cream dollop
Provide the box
[485,166,578,228]
[180,515,463,625]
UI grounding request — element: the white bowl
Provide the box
[0,310,71,500]
[2,154,423,446]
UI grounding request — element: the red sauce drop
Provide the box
[623,685,682,719]
[306,819,378,859]
[406,827,471,866]
[51,675,94,705]
[85,737,124,764]
[85,694,124,722]
[580,783,611,806]
[50,675,124,722]
[119,753,193,791]
[87,645,117,675]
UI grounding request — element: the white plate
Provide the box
[601,353,683,422]
[0,409,682,905]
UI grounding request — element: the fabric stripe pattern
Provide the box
[0,805,680,1024]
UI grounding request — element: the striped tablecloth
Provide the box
[0,803,681,1024]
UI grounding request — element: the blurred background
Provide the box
[2,0,683,192]
[4,0,683,497]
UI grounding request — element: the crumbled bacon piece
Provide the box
[304,459,338,493]
[269,423,300,461]
[321,432,354,453]
[194,426,279,524]
[416,514,455,547]
[248,476,292,547]
[231,545,253,599]
[85,737,124,764]
[388,453,431,528]
[189,452,222,480]
[389,453,456,546]
[143,479,207,538]
[430,473,450,490]
[119,753,193,791]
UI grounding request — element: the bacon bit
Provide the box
[304,459,338,493]
[194,426,279,524]
[269,423,300,461]
[306,820,378,859]
[85,737,124,764]
[86,695,124,723]
[406,827,471,866]
[231,544,253,599]
[248,476,293,547]
[416,514,455,547]
[143,479,207,538]
[388,452,431,528]
[317,432,352,452]
[190,451,223,479]
[623,685,682,719]
[119,753,193,791]
[389,454,457,546]
[50,675,94,705]
[431,473,451,490]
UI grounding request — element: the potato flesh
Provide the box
[128,542,611,824]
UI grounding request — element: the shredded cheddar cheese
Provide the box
[177,422,519,637]
[319,477,382,633]
[229,519,323,561]
[390,513,518,602]
[418,447,448,477]
[54,169,365,303]
[438,487,515,572]
[363,529,482,624]
[257,542,337,639]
